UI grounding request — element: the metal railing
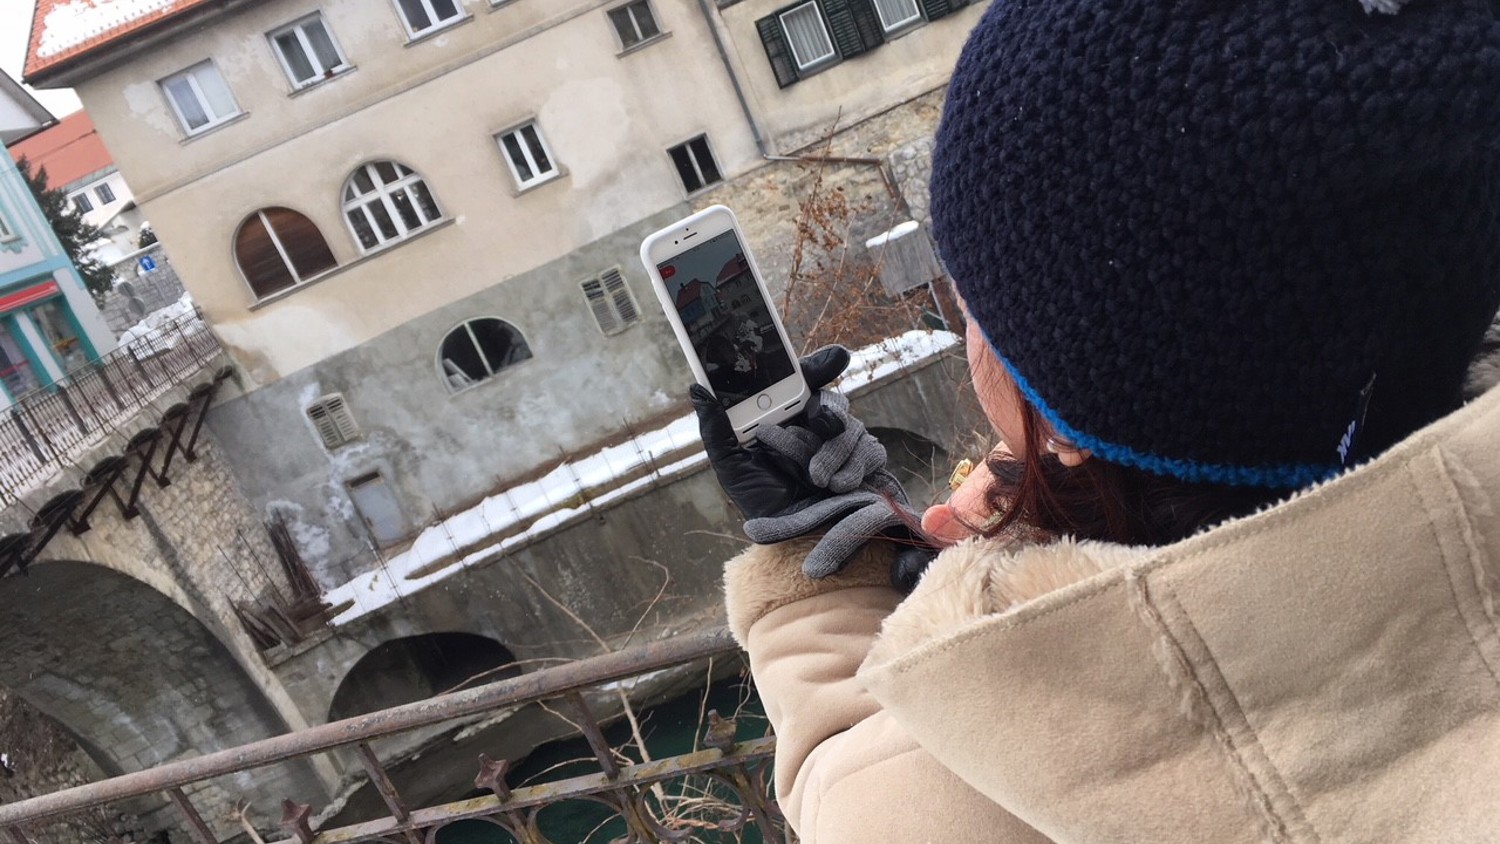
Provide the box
[0,629,783,844]
[0,310,223,502]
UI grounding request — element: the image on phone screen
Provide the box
[656,231,796,408]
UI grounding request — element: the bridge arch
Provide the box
[0,560,322,832]
[328,632,520,723]
[868,426,951,510]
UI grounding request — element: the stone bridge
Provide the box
[0,342,983,838]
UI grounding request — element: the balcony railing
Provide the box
[0,310,223,502]
[0,629,784,844]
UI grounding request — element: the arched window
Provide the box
[234,207,338,298]
[439,318,532,391]
[342,160,443,251]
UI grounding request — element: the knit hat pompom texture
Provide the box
[932,0,1500,488]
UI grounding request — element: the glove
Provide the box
[692,346,936,582]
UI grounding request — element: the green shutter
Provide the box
[821,0,884,59]
[756,14,802,88]
[918,0,955,21]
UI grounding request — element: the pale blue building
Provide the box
[0,73,115,408]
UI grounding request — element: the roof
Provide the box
[0,72,55,145]
[7,110,113,188]
[676,279,707,309]
[24,0,219,83]
[716,254,749,283]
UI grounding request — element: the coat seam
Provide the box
[1416,453,1500,688]
[1125,570,1313,844]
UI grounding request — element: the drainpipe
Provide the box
[695,0,770,157]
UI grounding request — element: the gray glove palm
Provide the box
[691,346,933,582]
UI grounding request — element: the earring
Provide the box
[1044,436,1072,454]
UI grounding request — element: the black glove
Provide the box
[692,346,934,582]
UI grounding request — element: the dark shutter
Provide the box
[756,14,801,88]
[917,0,954,21]
[821,0,884,59]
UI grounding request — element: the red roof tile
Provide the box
[7,110,114,189]
[24,0,219,83]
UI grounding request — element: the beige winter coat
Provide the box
[725,383,1500,843]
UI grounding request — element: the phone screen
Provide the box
[657,230,797,408]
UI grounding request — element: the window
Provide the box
[581,269,641,335]
[667,135,722,194]
[95,183,116,204]
[757,0,966,87]
[394,0,464,37]
[270,13,349,88]
[71,193,93,214]
[308,394,359,449]
[496,123,559,189]
[779,3,836,70]
[608,1,661,50]
[235,207,339,298]
[439,318,532,391]
[342,161,444,251]
[161,60,241,134]
[872,0,922,32]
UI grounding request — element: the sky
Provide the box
[1,2,83,118]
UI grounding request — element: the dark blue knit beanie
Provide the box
[931,0,1500,488]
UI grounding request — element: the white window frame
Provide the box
[437,318,533,393]
[581,268,641,336]
[71,193,93,214]
[778,2,836,71]
[0,209,17,243]
[871,0,923,34]
[341,161,444,252]
[269,12,350,89]
[160,60,241,136]
[608,0,663,51]
[392,0,468,38]
[94,183,115,205]
[496,122,561,190]
[667,134,722,195]
[237,208,340,299]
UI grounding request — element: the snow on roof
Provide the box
[25,0,215,81]
[321,330,962,627]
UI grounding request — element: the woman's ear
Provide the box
[1044,435,1092,468]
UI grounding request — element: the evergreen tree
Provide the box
[14,156,115,300]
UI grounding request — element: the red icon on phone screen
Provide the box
[660,265,677,280]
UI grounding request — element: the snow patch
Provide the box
[117,292,198,346]
[320,330,959,627]
[38,0,177,59]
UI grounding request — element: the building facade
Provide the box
[9,110,148,266]
[23,0,985,584]
[0,74,116,407]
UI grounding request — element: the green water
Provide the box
[435,673,770,844]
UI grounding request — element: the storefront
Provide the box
[0,278,97,404]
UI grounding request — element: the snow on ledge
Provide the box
[321,330,960,626]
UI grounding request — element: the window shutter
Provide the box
[582,278,621,334]
[308,394,358,449]
[822,0,884,59]
[917,0,953,20]
[600,268,640,327]
[756,14,801,88]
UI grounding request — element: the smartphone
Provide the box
[640,205,810,442]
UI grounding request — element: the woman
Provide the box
[692,0,1500,841]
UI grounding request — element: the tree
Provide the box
[136,224,157,249]
[14,156,116,301]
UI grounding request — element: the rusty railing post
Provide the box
[166,787,219,844]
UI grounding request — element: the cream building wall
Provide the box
[41,0,986,583]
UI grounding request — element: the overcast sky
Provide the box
[1,3,83,119]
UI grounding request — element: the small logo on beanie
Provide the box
[1337,373,1378,466]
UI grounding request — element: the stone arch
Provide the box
[868,427,951,510]
[328,633,520,723]
[0,560,322,830]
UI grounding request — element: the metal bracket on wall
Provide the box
[72,455,130,535]
[120,428,163,518]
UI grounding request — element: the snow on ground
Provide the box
[322,329,961,626]
[118,292,197,347]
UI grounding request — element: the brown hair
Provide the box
[976,403,1293,546]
